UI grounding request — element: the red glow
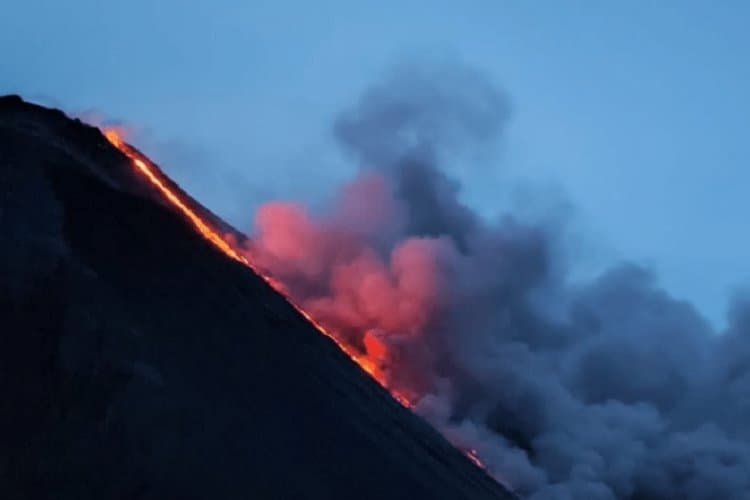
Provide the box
[466,448,485,469]
[103,127,482,468]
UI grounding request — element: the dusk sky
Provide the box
[3,1,749,327]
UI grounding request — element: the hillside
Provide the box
[0,95,513,500]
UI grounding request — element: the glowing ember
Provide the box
[466,448,485,469]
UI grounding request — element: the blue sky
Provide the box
[3,1,749,327]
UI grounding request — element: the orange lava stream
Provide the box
[103,128,412,407]
[466,448,486,470]
[105,129,486,469]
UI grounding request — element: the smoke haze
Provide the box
[245,62,750,499]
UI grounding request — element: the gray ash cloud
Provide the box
[251,61,750,499]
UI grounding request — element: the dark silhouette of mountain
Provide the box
[0,95,513,500]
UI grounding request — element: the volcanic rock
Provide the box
[0,95,513,500]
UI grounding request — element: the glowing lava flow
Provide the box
[103,128,410,406]
[104,129,490,471]
[466,449,486,470]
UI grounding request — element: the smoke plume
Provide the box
[244,62,750,499]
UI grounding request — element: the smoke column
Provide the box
[244,62,750,499]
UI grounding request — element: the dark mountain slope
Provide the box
[0,96,513,500]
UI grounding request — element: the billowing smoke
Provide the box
[244,62,750,499]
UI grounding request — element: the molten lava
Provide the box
[466,449,485,470]
[104,130,247,265]
[104,128,487,468]
[103,128,410,406]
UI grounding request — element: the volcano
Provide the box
[0,96,513,500]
